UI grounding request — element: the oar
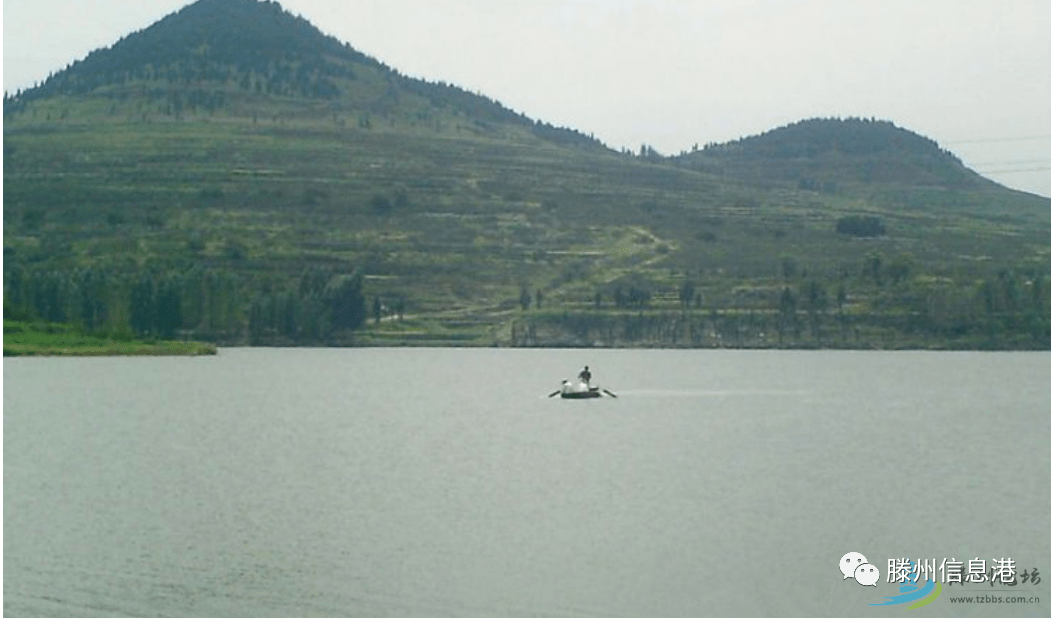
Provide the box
[602,388,618,398]
[548,390,562,397]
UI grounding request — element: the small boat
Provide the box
[555,380,613,399]
[560,380,602,398]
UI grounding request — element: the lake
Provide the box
[4,349,1049,617]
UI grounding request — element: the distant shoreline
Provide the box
[3,320,217,357]
[6,318,1045,355]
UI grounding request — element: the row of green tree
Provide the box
[512,265,1050,348]
[6,258,1049,348]
[247,267,367,344]
[3,264,370,345]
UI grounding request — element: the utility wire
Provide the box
[971,158,1051,167]
[946,135,1051,145]
[977,166,1051,175]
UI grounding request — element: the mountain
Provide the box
[4,0,599,149]
[13,0,369,100]
[5,0,1051,349]
[677,118,985,191]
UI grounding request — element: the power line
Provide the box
[971,158,1051,167]
[950,135,1051,145]
[977,166,1051,175]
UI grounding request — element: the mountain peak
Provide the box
[679,117,981,190]
[716,118,954,159]
[15,0,376,102]
[4,0,605,151]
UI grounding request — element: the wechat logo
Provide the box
[841,551,880,586]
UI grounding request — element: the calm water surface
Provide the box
[5,349,1050,617]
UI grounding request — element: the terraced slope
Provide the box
[5,0,1051,348]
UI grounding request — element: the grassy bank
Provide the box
[3,320,217,356]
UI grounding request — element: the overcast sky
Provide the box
[4,0,1051,197]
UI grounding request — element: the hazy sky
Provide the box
[4,0,1051,197]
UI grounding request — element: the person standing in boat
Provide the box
[578,365,592,386]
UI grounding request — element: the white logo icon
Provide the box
[840,551,879,586]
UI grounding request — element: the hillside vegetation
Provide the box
[5,0,1051,349]
[3,319,216,356]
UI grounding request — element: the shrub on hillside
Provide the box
[836,214,886,237]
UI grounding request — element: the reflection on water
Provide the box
[613,388,812,397]
[5,349,1050,617]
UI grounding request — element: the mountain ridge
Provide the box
[675,117,986,192]
[5,0,1050,349]
[5,0,986,172]
[4,0,604,151]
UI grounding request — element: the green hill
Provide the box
[677,117,982,189]
[5,0,1051,349]
[4,0,598,148]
